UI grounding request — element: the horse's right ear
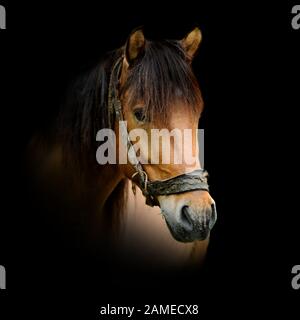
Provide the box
[125,28,145,65]
[180,27,202,60]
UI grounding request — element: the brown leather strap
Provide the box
[147,169,209,196]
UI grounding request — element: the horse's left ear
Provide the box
[125,28,145,65]
[180,27,202,60]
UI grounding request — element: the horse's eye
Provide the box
[133,108,146,123]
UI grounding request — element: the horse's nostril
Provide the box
[212,202,216,213]
[180,205,193,231]
[210,203,217,225]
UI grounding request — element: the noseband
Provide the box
[107,56,210,207]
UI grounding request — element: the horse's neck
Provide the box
[28,138,123,222]
[121,183,209,268]
[94,164,123,212]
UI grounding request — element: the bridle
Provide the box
[107,56,210,207]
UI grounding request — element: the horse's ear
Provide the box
[125,28,145,65]
[180,27,202,59]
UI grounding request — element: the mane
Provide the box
[58,49,123,172]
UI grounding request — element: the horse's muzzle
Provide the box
[160,197,217,243]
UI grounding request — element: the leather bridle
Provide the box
[107,56,210,207]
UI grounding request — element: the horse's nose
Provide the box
[210,202,217,228]
[179,202,217,235]
[180,205,194,231]
[158,192,217,242]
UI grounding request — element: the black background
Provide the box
[0,1,299,318]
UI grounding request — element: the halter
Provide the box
[107,56,210,207]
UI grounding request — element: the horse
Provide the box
[28,27,217,272]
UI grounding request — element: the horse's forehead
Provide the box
[174,88,184,97]
[147,103,199,128]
